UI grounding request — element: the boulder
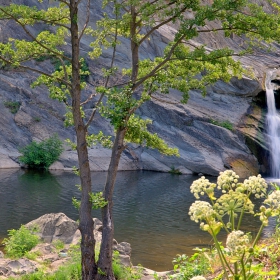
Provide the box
[113,242,132,267]
[25,213,78,244]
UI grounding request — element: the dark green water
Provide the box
[0,169,267,271]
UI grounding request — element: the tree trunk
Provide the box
[69,1,97,279]
[97,128,126,280]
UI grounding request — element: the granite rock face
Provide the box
[0,0,277,176]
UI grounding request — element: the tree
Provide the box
[0,0,280,279]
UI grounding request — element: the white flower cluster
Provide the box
[226,230,250,256]
[190,276,206,280]
[190,176,216,199]
[217,170,239,192]
[243,174,268,198]
[189,201,216,223]
[264,190,280,212]
[214,190,254,217]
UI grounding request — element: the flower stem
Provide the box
[237,207,245,230]
[211,229,233,279]
[252,223,265,248]
[231,210,235,230]
[241,253,247,280]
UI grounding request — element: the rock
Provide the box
[25,213,78,244]
[0,251,4,258]
[0,153,20,169]
[6,258,37,275]
[139,267,176,280]
[0,0,276,176]
[0,265,10,277]
[113,242,131,256]
[48,161,65,170]
[0,212,170,279]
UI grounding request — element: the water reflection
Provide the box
[0,169,273,271]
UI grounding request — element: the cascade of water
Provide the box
[266,70,280,178]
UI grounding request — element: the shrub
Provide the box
[19,134,63,169]
[210,119,233,130]
[169,166,182,175]
[2,225,40,258]
[4,101,21,114]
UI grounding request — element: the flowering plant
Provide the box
[189,170,279,280]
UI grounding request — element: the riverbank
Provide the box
[0,213,177,279]
[1,217,280,280]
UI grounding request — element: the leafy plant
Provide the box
[72,191,108,210]
[2,225,39,258]
[188,170,280,280]
[4,101,21,114]
[19,134,63,169]
[210,119,233,130]
[169,166,182,175]
[171,249,211,279]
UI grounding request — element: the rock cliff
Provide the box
[0,0,278,176]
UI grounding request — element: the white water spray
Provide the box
[266,70,280,178]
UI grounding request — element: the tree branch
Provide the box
[85,0,119,129]
[78,0,90,42]
[0,54,71,87]
[0,7,71,62]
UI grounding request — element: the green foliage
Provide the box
[125,115,179,156]
[24,250,41,261]
[51,56,89,82]
[112,251,143,280]
[171,249,211,279]
[19,134,63,169]
[33,116,41,122]
[86,131,113,149]
[4,101,21,114]
[7,262,82,280]
[2,225,39,258]
[72,191,108,210]
[52,239,65,251]
[169,166,182,175]
[210,119,233,131]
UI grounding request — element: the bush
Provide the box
[2,225,40,258]
[19,134,63,169]
[4,101,21,114]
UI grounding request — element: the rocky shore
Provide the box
[0,213,175,279]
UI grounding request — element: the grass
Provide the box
[210,119,233,131]
[6,245,142,280]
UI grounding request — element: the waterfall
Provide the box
[266,70,280,178]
